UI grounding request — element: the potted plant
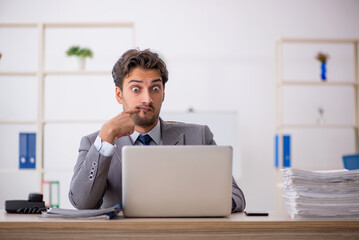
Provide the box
[66,46,93,70]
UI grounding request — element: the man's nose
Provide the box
[141,89,153,104]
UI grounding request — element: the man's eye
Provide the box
[152,86,160,92]
[131,87,140,92]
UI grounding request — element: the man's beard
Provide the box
[132,104,159,127]
[132,113,159,127]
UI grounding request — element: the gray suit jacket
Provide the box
[69,119,246,212]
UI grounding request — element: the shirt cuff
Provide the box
[94,135,115,157]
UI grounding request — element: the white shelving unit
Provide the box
[0,22,135,205]
[275,38,359,167]
[274,38,359,210]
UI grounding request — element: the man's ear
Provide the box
[115,86,122,104]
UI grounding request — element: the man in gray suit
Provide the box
[69,49,246,212]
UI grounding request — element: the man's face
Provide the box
[116,67,165,130]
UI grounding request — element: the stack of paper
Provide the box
[41,204,121,219]
[281,168,359,218]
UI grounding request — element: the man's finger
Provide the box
[125,108,140,115]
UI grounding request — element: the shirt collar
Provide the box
[130,120,162,145]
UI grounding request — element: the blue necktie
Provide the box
[138,134,152,145]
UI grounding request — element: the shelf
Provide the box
[0,22,135,28]
[278,81,358,87]
[44,70,111,76]
[279,124,358,129]
[275,38,359,213]
[0,120,37,125]
[0,120,106,125]
[0,71,111,76]
[44,22,134,28]
[0,21,136,204]
[42,169,73,173]
[0,168,72,173]
[0,71,37,76]
[44,119,106,124]
[0,169,38,173]
[279,38,359,44]
[0,22,38,28]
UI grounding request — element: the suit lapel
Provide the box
[160,118,184,145]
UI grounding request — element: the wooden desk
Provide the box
[1,210,359,240]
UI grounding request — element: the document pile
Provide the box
[281,168,359,218]
[42,204,121,219]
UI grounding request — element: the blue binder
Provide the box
[19,133,36,169]
[274,134,291,168]
[283,135,291,168]
[19,133,28,169]
[27,133,36,169]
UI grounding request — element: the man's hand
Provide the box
[99,109,140,144]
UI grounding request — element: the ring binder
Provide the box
[19,133,36,169]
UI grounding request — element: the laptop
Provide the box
[121,145,233,217]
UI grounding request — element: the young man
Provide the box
[69,49,246,212]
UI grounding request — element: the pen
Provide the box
[107,203,122,220]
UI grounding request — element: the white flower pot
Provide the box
[71,57,86,70]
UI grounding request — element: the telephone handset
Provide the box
[5,193,47,214]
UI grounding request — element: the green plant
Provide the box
[66,46,93,58]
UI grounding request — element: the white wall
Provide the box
[1,0,359,211]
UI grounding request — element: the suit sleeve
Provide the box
[203,125,246,212]
[68,135,112,209]
[231,177,246,212]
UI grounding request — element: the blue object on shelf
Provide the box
[283,135,291,168]
[19,132,36,169]
[342,154,359,170]
[27,133,36,168]
[321,61,327,81]
[274,134,291,168]
[19,133,28,169]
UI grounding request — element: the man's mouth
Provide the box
[136,105,154,113]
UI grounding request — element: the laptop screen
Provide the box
[121,145,233,217]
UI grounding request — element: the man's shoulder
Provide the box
[83,130,100,143]
[163,120,205,129]
[161,119,215,145]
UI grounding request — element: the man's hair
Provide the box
[112,48,168,90]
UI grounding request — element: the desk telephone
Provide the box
[5,193,47,214]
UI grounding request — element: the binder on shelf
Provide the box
[274,134,291,168]
[42,180,60,208]
[19,132,36,169]
[19,133,28,169]
[27,133,36,168]
[283,135,291,168]
[50,181,60,208]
